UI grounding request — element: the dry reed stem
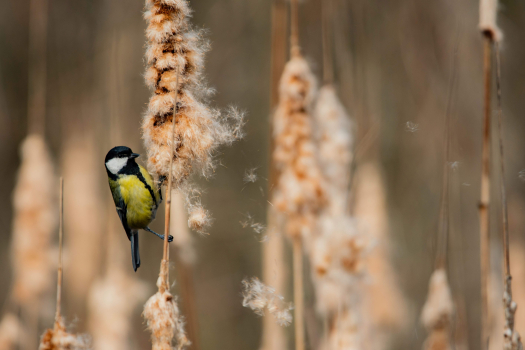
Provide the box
[261,209,287,350]
[421,269,454,350]
[10,134,56,344]
[39,180,90,350]
[261,0,288,348]
[494,43,523,350]
[142,0,243,188]
[479,31,493,350]
[293,237,305,350]
[0,314,23,350]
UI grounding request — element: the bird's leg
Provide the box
[144,226,173,242]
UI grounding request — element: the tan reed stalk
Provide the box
[39,178,90,350]
[494,43,523,350]
[261,0,288,349]
[478,0,502,347]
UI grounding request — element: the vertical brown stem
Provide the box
[56,177,64,320]
[27,0,48,135]
[479,34,492,350]
[293,236,305,350]
[290,0,300,57]
[161,68,180,293]
[262,1,288,349]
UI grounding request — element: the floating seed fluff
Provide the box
[143,0,243,187]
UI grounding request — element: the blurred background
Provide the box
[1,0,525,349]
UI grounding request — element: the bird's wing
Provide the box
[116,198,132,241]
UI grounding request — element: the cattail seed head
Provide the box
[272,55,325,239]
[142,0,244,187]
[39,317,90,350]
[143,262,189,350]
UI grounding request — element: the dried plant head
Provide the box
[0,313,23,350]
[142,0,244,188]
[11,134,57,305]
[242,277,293,327]
[143,261,189,350]
[272,55,325,239]
[39,317,90,350]
[88,267,149,350]
[313,85,353,215]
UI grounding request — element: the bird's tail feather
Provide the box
[131,232,141,272]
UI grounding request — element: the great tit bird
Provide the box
[105,146,172,271]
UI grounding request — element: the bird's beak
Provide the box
[130,153,140,159]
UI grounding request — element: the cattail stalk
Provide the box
[478,0,502,346]
[39,178,89,350]
[261,0,288,348]
[494,44,523,350]
[272,0,325,348]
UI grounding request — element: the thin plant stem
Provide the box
[293,236,305,350]
[479,34,492,350]
[321,0,334,85]
[494,43,509,278]
[290,0,300,57]
[161,68,180,293]
[56,177,64,320]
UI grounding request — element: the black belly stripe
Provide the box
[136,172,158,208]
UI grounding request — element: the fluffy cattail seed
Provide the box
[142,0,244,188]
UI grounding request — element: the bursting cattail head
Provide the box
[272,55,325,239]
[142,0,244,188]
[143,263,190,350]
[39,317,90,350]
[479,0,503,41]
[11,134,57,305]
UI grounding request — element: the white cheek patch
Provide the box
[106,157,128,174]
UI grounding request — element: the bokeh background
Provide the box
[1,0,525,349]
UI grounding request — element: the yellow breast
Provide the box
[118,174,156,229]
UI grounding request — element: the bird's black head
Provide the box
[105,146,140,176]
